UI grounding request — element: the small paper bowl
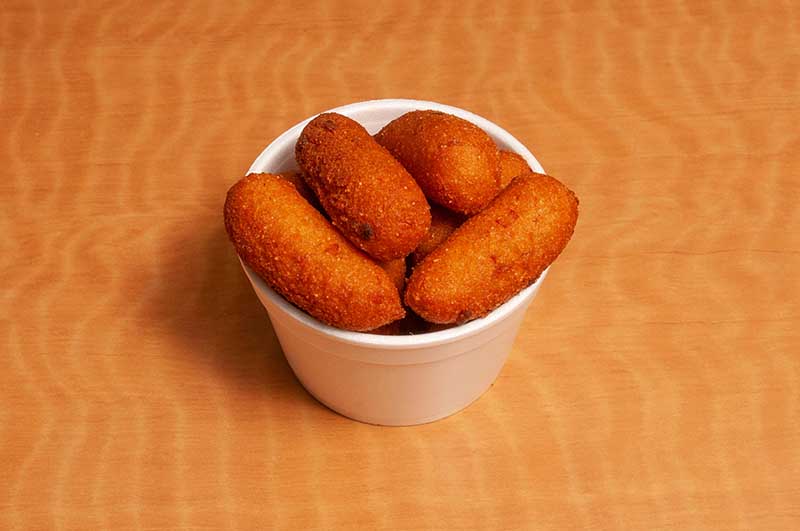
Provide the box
[241,99,547,426]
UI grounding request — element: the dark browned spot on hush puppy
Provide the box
[358,222,374,241]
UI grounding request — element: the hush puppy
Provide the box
[296,113,430,261]
[375,110,500,214]
[405,173,578,324]
[380,258,408,293]
[277,170,320,210]
[224,173,405,331]
[409,205,464,266]
[498,150,532,189]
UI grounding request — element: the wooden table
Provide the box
[3,1,798,529]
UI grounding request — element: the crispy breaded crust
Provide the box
[498,150,531,189]
[409,205,464,266]
[277,170,320,210]
[295,113,430,261]
[375,110,500,214]
[379,258,407,294]
[405,173,578,324]
[224,173,405,331]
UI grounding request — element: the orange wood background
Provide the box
[2,1,799,529]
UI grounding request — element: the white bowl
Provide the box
[241,99,547,426]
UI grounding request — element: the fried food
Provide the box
[277,171,320,210]
[371,259,409,335]
[295,113,430,261]
[409,205,464,266]
[374,110,501,215]
[380,258,407,293]
[224,173,404,331]
[498,150,532,189]
[405,173,579,324]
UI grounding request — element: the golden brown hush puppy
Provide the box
[375,110,500,215]
[379,258,408,294]
[405,173,578,324]
[296,113,430,261]
[498,150,532,189]
[409,205,464,267]
[224,173,405,331]
[277,170,320,210]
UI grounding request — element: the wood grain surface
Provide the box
[2,0,799,529]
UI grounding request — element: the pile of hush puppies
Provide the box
[224,110,579,333]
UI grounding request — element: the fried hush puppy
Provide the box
[405,172,579,324]
[296,113,430,261]
[277,170,320,210]
[224,173,404,331]
[498,150,532,189]
[379,258,407,293]
[370,259,410,335]
[409,204,464,266]
[375,110,501,215]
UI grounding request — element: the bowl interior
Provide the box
[244,99,546,348]
[249,99,545,176]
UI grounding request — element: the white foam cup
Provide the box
[241,99,548,426]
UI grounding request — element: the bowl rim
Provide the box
[242,260,548,350]
[243,98,547,349]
